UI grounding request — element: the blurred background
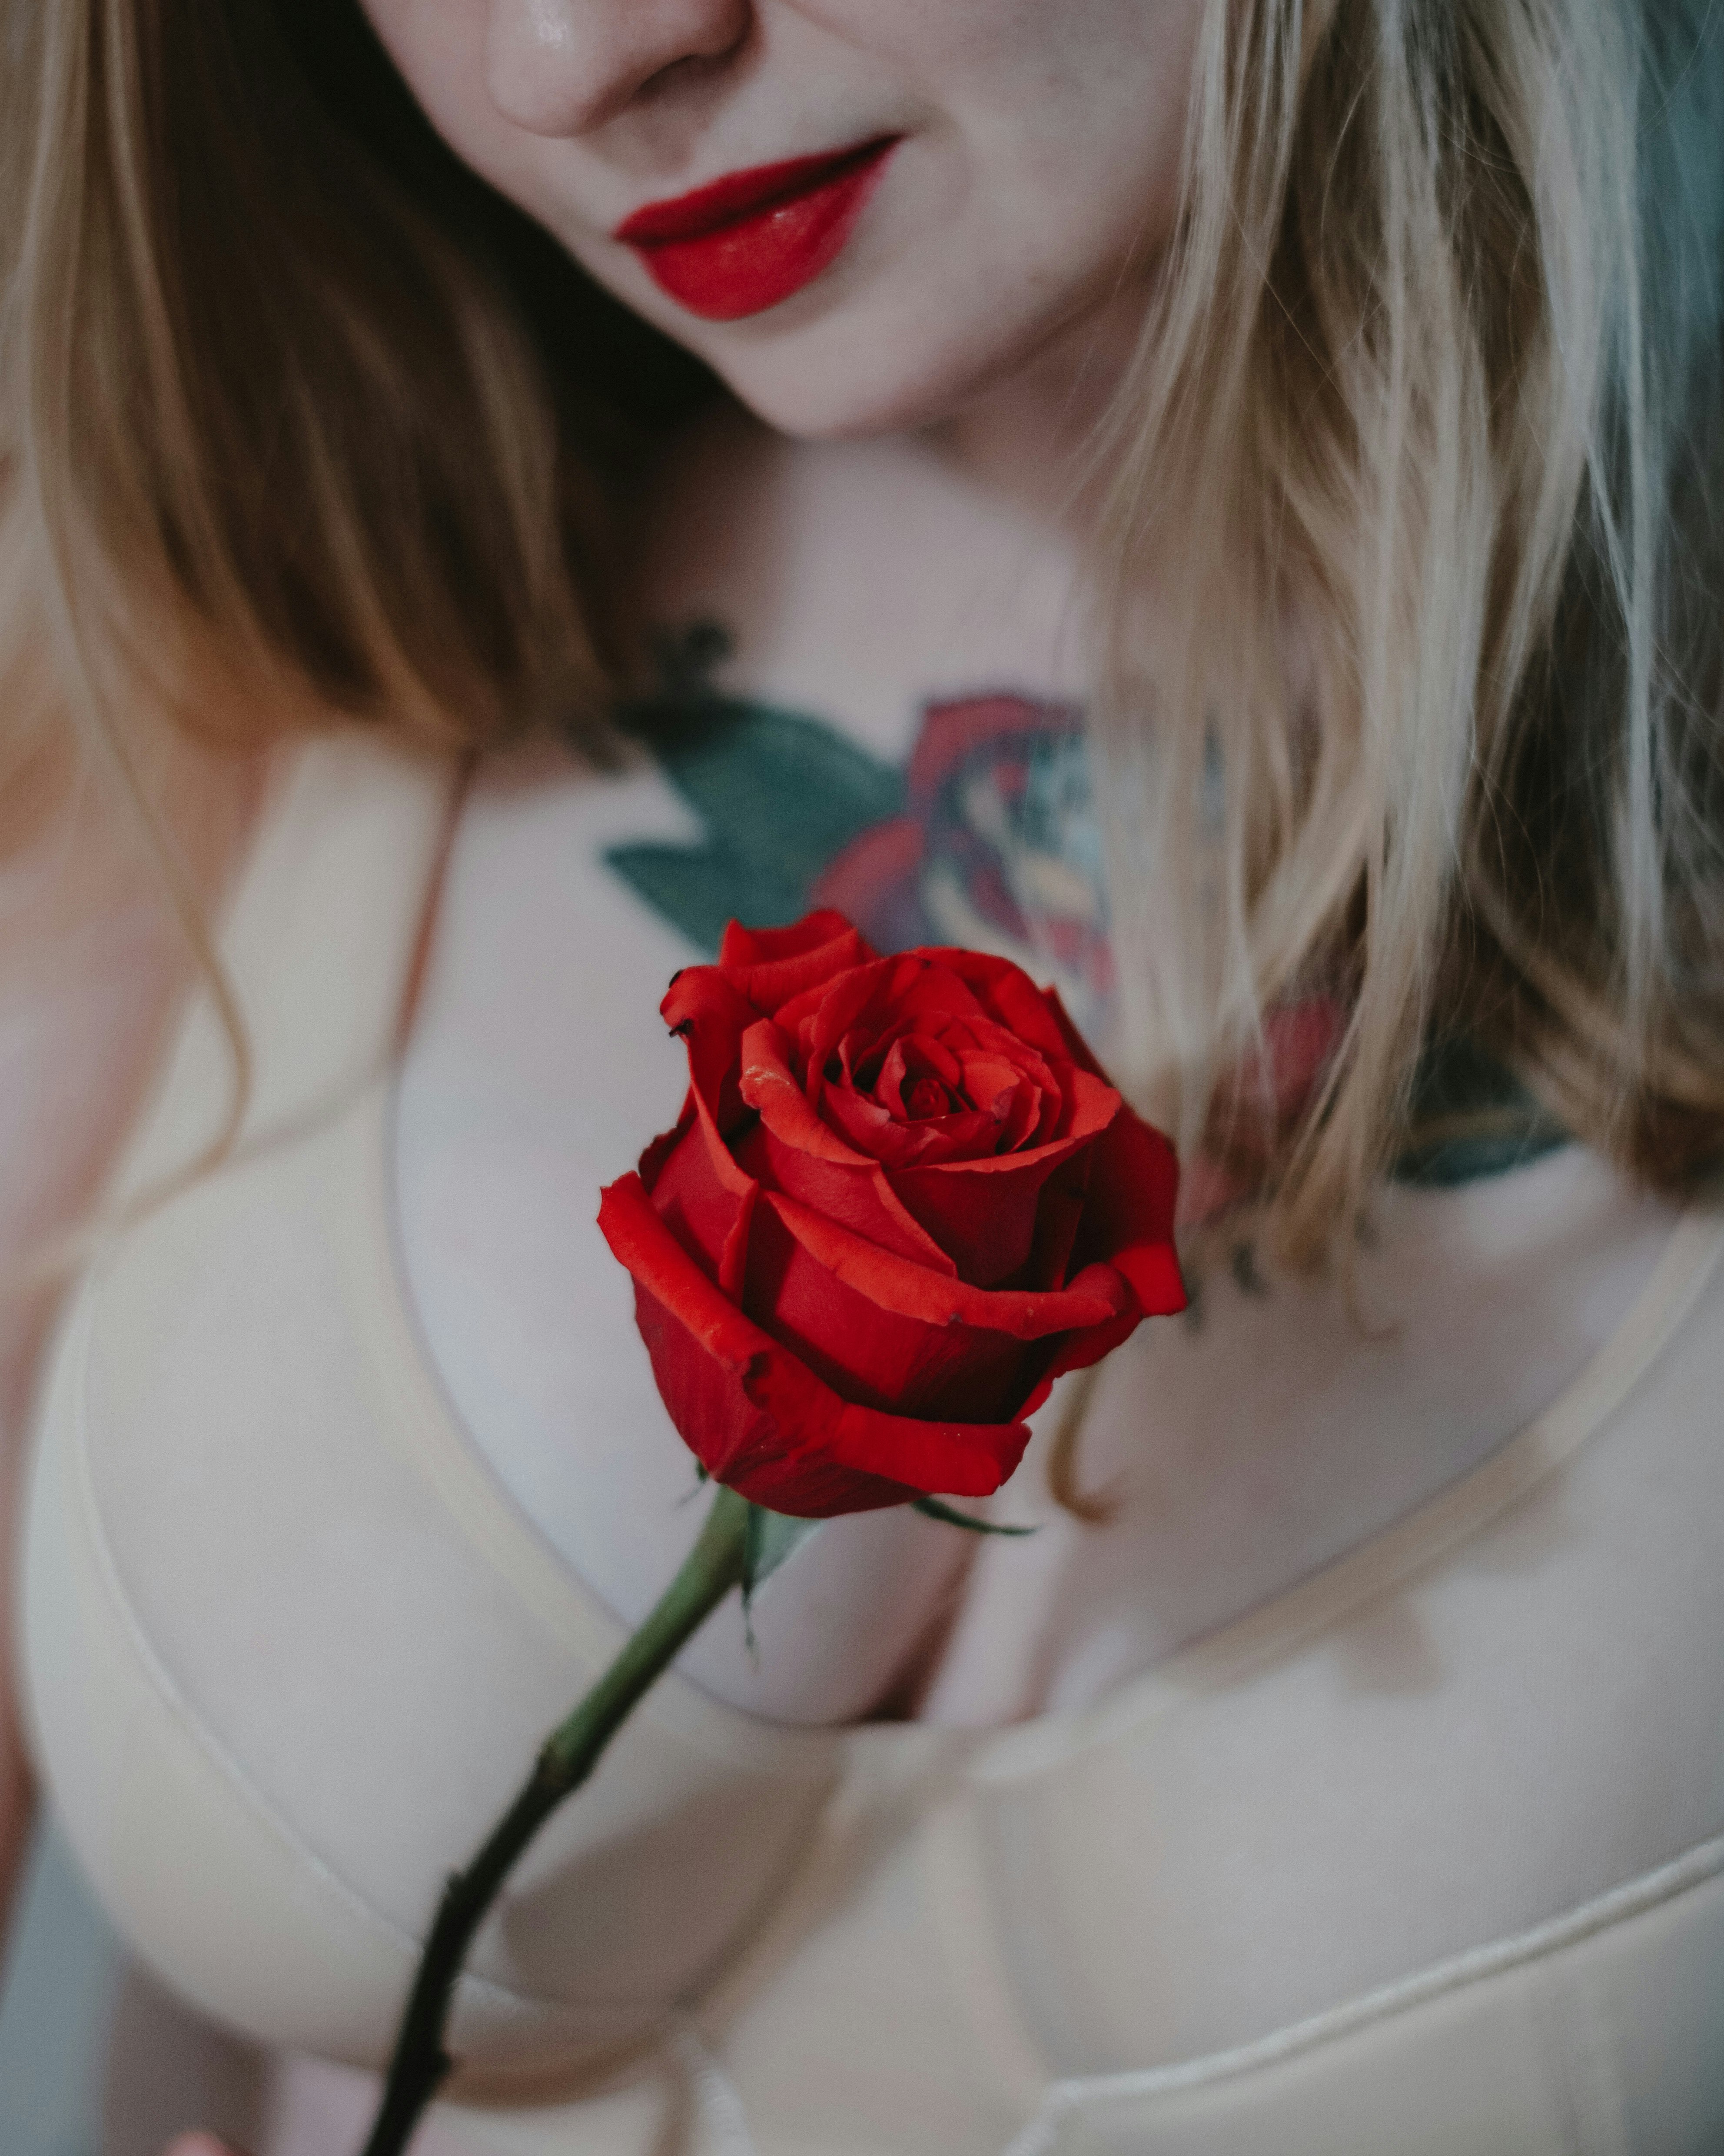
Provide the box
[0,1820,265,2156]
[1,1821,119,2155]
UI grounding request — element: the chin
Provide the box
[682,293,1100,445]
[705,352,978,443]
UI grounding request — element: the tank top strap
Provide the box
[117,732,462,1201]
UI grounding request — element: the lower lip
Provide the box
[616,139,900,322]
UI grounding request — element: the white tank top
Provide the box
[19,733,1724,2154]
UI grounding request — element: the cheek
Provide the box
[804,0,1205,228]
[782,0,1207,389]
[968,0,1205,262]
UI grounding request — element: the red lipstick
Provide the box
[615,137,900,322]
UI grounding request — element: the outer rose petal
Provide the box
[1004,987,1185,1309]
[741,1192,1131,1424]
[1026,1152,1091,1289]
[717,911,875,1012]
[745,1198,1038,1423]
[887,1149,1080,1287]
[637,1105,695,1193]
[598,1174,1032,1516]
[718,909,863,968]
[646,1113,760,1298]
[1015,1304,1146,1424]
[1073,1104,1187,1316]
[643,1115,734,1272]
[1036,981,1111,1079]
[661,968,769,1138]
[760,1191,1131,1338]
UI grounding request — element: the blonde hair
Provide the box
[3,0,1722,1252]
[1094,0,1724,1255]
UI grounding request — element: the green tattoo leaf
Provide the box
[607,620,904,956]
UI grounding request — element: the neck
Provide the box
[924,282,1147,531]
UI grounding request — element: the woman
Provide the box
[2,1,1721,2150]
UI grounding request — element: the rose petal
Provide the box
[718,910,876,1014]
[1070,1103,1187,1315]
[913,949,1078,1066]
[745,1198,1039,1422]
[738,1018,875,1168]
[739,1340,1032,1514]
[1016,1304,1146,1423]
[599,1173,1030,1515]
[661,967,771,1137]
[887,1153,1076,1286]
[786,955,992,1104]
[1025,1151,1092,1289]
[876,1033,963,1117]
[782,968,894,1092]
[637,1102,695,1193]
[644,1111,751,1283]
[821,1082,1003,1168]
[734,1116,959,1274]
[903,1076,955,1122]
[944,1051,1009,1109]
[941,1016,1061,1101]
[993,1078,1046,1154]
[884,1068,1123,1285]
[760,1190,1132,1338]
[939,1019,1065,1145]
[718,908,865,971]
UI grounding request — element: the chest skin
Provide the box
[392,403,1677,1730]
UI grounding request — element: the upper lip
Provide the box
[614,136,900,247]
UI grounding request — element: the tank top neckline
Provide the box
[183,732,1724,1792]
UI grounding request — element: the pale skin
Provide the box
[10,7,1207,2143]
[0,3,1677,2151]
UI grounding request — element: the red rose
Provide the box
[598,910,1185,1517]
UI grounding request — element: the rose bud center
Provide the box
[904,1075,955,1121]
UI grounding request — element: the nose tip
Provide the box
[486,0,751,137]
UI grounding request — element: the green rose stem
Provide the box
[356,1484,754,2156]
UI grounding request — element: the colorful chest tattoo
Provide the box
[605,622,1565,1204]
